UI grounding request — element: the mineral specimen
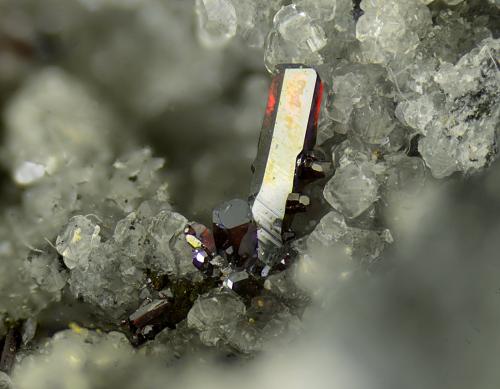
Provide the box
[251,65,323,259]
[212,198,251,252]
[264,5,327,71]
[323,162,380,219]
[195,0,237,48]
[0,0,498,385]
[187,289,246,347]
[417,38,499,178]
[56,216,101,270]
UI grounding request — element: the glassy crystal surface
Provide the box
[213,198,251,251]
[264,4,326,71]
[323,162,380,219]
[187,289,245,346]
[417,38,500,178]
[356,0,431,67]
[294,0,337,22]
[307,210,392,263]
[381,155,427,203]
[56,216,101,270]
[195,0,237,48]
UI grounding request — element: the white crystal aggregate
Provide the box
[195,0,238,48]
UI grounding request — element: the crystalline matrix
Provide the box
[0,0,498,386]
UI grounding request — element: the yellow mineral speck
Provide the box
[71,228,82,244]
[186,235,202,249]
[256,298,265,308]
[69,322,84,334]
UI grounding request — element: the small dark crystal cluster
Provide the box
[126,65,330,345]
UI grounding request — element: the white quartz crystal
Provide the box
[187,289,246,346]
[307,210,393,263]
[195,0,237,48]
[264,4,326,71]
[56,216,101,270]
[323,162,380,219]
[294,0,337,22]
[356,0,431,67]
[418,38,499,177]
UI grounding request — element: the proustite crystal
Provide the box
[181,65,329,309]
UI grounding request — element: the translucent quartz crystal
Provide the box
[0,250,68,320]
[108,149,165,213]
[329,72,368,125]
[263,268,309,304]
[419,130,460,179]
[381,155,427,202]
[418,38,500,177]
[331,139,371,170]
[274,5,327,52]
[351,98,396,145]
[68,240,144,318]
[24,251,68,299]
[421,10,492,65]
[223,318,263,353]
[323,162,380,219]
[264,4,326,71]
[326,64,398,144]
[232,0,281,48]
[307,210,392,263]
[187,290,246,346]
[395,95,436,135]
[3,68,115,184]
[56,216,101,270]
[356,0,431,67]
[12,329,134,389]
[294,0,336,22]
[195,0,237,48]
[64,208,190,318]
[147,210,192,276]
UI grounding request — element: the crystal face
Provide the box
[264,5,326,71]
[195,0,238,48]
[56,216,101,270]
[250,65,323,260]
[323,162,379,219]
[212,198,252,251]
[184,223,216,254]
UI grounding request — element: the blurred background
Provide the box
[0,0,269,224]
